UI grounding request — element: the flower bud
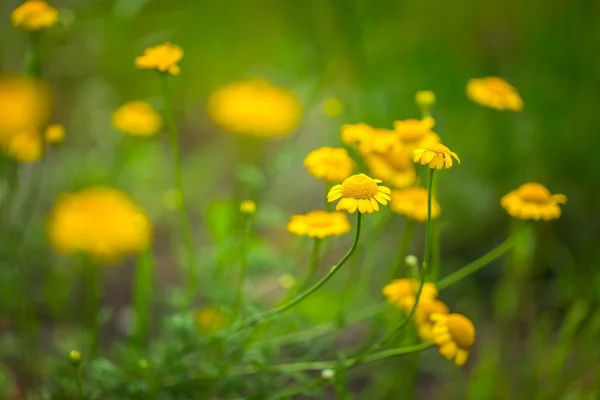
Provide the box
[69,350,82,366]
[321,368,335,380]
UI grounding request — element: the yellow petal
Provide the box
[435,154,445,169]
[454,350,469,367]
[421,150,436,164]
[370,198,379,211]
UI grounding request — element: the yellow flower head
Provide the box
[341,123,396,155]
[431,313,475,367]
[11,0,58,31]
[391,187,441,222]
[240,200,256,214]
[135,42,183,76]
[467,77,523,111]
[304,147,354,183]
[393,117,439,152]
[415,299,450,341]
[47,187,152,262]
[287,210,351,239]
[382,279,438,313]
[45,123,64,143]
[113,101,162,136]
[208,79,302,138]
[327,173,391,214]
[195,307,227,334]
[415,90,436,108]
[322,97,344,118]
[501,183,567,221]
[365,146,416,189]
[413,142,460,170]
[7,130,43,163]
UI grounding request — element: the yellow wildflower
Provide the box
[47,187,152,262]
[501,183,567,221]
[11,0,58,31]
[304,147,353,182]
[415,90,436,111]
[365,146,416,189]
[113,101,162,136]
[391,187,441,222]
[327,173,391,214]
[415,299,450,341]
[195,307,227,334]
[135,42,183,75]
[341,123,396,155]
[45,123,64,143]
[382,279,439,312]
[467,76,523,111]
[240,200,256,214]
[393,117,439,152]
[431,313,475,367]
[208,79,302,138]
[322,97,344,118]
[413,142,460,170]
[287,210,351,239]
[7,130,43,163]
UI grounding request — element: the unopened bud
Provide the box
[278,274,296,289]
[405,255,419,268]
[139,359,149,369]
[321,368,335,380]
[415,90,436,115]
[69,350,81,366]
[240,200,256,214]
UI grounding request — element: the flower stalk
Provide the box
[133,248,154,346]
[389,219,415,280]
[232,213,254,319]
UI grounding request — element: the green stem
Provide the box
[389,219,415,280]
[423,168,435,271]
[161,76,197,300]
[295,238,322,293]
[230,212,362,332]
[232,216,253,319]
[324,181,331,211]
[436,236,516,290]
[83,260,101,358]
[26,31,42,77]
[133,249,154,346]
[431,219,441,281]
[72,365,84,399]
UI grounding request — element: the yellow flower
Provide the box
[501,183,567,221]
[413,142,460,170]
[414,299,450,341]
[382,279,438,313]
[208,79,302,138]
[391,187,441,222]
[195,307,227,334]
[322,97,344,118]
[415,90,436,110]
[47,187,152,262]
[7,130,43,163]
[430,313,475,367]
[393,117,439,152]
[327,173,391,214]
[304,147,353,183]
[365,147,416,189]
[240,200,256,214]
[341,123,396,155]
[135,42,183,75]
[287,210,351,239]
[113,101,162,136]
[45,123,64,143]
[467,77,523,111]
[11,0,58,31]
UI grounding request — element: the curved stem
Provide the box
[232,216,253,319]
[389,219,415,280]
[133,249,154,346]
[230,212,362,332]
[423,168,435,271]
[295,238,322,293]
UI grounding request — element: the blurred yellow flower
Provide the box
[327,173,391,214]
[415,90,436,111]
[382,279,438,313]
[45,123,64,143]
[321,97,344,118]
[135,42,183,76]
[431,313,475,367]
[11,0,58,31]
[7,130,43,163]
[414,299,450,341]
[365,147,416,189]
[413,142,460,170]
[304,147,353,182]
[113,101,162,136]
[47,187,152,262]
[195,307,227,334]
[341,123,396,155]
[240,200,256,214]
[467,77,523,111]
[501,183,567,221]
[393,117,439,152]
[287,210,351,239]
[208,79,302,138]
[391,187,441,222]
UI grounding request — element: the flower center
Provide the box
[340,174,379,199]
[519,183,551,203]
[447,314,475,349]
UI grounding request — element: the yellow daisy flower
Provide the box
[112,101,162,136]
[135,42,183,76]
[341,123,396,155]
[501,183,567,221]
[393,117,439,152]
[430,313,476,367]
[365,146,416,189]
[7,130,43,163]
[391,187,441,222]
[11,0,58,31]
[322,97,344,118]
[240,200,256,214]
[304,147,354,183]
[382,279,438,313]
[413,142,460,170]
[287,210,351,239]
[45,123,64,143]
[195,307,227,334]
[327,173,391,214]
[208,79,302,138]
[414,299,450,341]
[467,76,523,111]
[47,187,152,262]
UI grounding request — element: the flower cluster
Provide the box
[135,42,183,76]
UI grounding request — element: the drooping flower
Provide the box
[382,279,439,313]
[7,130,43,163]
[413,142,460,170]
[414,299,450,341]
[45,123,64,143]
[195,307,227,334]
[393,117,439,153]
[240,200,256,214]
[365,146,416,189]
[341,123,396,155]
[304,147,353,183]
[287,210,351,239]
[208,79,302,138]
[467,77,523,111]
[47,187,152,262]
[391,187,441,222]
[430,313,476,367]
[135,42,183,75]
[501,183,567,221]
[327,173,391,214]
[11,0,58,31]
[113,101,162,136]
[321,97,344,118]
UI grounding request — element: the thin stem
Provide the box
[423,168,435,271]
[72,365,84,399]
[230,212,362,332]
[161,76,197,300]
[83,260,101,358]
[232,216,253,319]
[324,181,331,211]
[431,219,441,281]
[389,219,415,280]
[296,238,322,292]
[26,31,42,77]
[133,249,154,346]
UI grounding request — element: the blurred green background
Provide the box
[1,0,599,398]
